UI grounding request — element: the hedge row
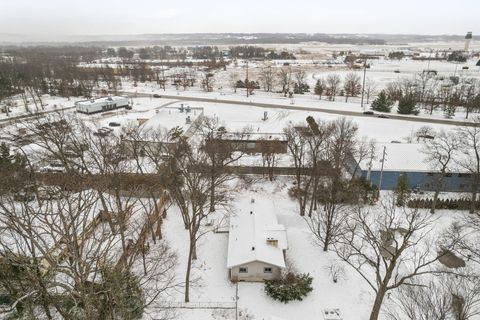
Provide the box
[407,197,478,210]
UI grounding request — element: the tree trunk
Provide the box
[431,175,443,214]
[369,286,387,320]
[184,243,193,303]
[470,175,479,214]
[323,235,330,252]
[209,175,215,212]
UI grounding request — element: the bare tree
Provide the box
[259,66,275,92]
[365,78,377,104]
[386,278,453,320]
[160,136,226,303]
[387,272,480,320]
[278,67,293,97]
[343,72,362,102]
[199,116,246,212]
[284,123,310,216]
[334,196,455,320]
[326,74,341,101]
[229,71,240,93]
[456,117,480,213]
[201,72,215,92]
[421,130,459,213]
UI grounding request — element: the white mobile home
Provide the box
[75,96,128,114]
[227,206,288,282]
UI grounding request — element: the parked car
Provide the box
[125,105,132,110]
[363,111,374,115]
[377,114,390,118]
[153,94,162,98]
[108,122,121,127]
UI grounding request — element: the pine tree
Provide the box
[397,93,418,115]
[371,90,393,112]
[395,173,411,206]
[314,79,326,100]
[0,142,13,168]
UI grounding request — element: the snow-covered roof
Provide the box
[221,132,287,141]
[76,96,127,107]
[358,142,467,173]
[227,205,288,269]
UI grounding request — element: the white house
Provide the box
[227,206,288,282]
[75,96,129,114]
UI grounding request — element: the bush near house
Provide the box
[265,272,313,303]
[407,198,479,211]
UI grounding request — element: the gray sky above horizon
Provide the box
[0,0,478,38]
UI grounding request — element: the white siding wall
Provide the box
[230,261,282,282]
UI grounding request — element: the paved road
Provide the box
[0,105,75,128]
[3,92,476,128]
[124,91,478,127]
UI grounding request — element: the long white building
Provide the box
[75,96,129,114]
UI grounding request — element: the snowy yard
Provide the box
[150,176,469,320]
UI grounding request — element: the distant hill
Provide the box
[0,33,468,47]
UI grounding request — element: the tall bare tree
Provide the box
[343,72,362,102]
[421,130,459,213]
[334,197,455,320]
[326,74,341,101]
[456,117,480,213]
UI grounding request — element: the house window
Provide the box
[239,267,248,273]
[264,267,273,273]
[266,239,278,247]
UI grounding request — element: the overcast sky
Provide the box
[0,0,478,37]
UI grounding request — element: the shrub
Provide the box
[265,272,313,303]
[407,197,478,211]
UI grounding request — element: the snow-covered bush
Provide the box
[264,272,313,303]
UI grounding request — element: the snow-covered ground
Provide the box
[153,177,468,320]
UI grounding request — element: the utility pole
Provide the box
[235,282,239,320]
[366,144,375,182]
[360,58,367,111]
[246,60,249,98]
[161,67,166,92]
[378,146,387,192]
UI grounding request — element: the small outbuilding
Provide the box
[227,207,288,282]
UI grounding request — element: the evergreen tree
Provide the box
[265,272,313,303]
[395,173,411,206]
[0,142,13,168]
[314,79,326,100]
[371,90,393,112]
[397,93,418,115]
